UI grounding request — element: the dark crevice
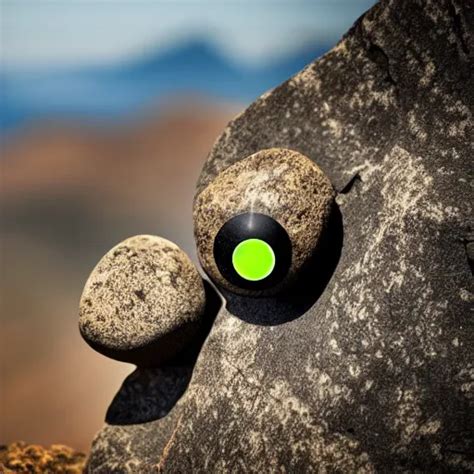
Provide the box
[462,227,474,275]
[338,173,361,195]
[366,42,396,86]
[448,0,470,56]
[134,289,145,301]
[354,13,397,87]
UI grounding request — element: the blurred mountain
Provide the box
[1,38,329,132]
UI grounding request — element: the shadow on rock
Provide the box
[222,205,343,326]
[106,280,222,425]
[105,365,192,425]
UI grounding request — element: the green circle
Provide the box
[232,238,276,281]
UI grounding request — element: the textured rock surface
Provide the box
[0,442,86,473]
[79,235,206,366]
[88,367,192,472]
[194,148,335,294]
[88,0,473,471]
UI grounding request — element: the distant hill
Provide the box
[1,38,329,132]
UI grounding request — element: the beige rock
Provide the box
[79,235,206,366]
[193,148,335,294]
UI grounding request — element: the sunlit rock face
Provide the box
[87,0,473,471]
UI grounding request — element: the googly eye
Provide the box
[194,148,335,295]
[213,212,292,290]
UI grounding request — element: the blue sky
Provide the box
[1,0,375,70]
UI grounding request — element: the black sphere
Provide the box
[213,212,292,292]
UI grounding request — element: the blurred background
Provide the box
[1,0,375,451]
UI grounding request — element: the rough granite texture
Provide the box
[87,0,473,471]
[79,235,206,366]
[194,148,335,294]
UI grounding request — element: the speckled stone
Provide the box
[88,0,473,471]
[194,148,335,294]
[79,235,206,366]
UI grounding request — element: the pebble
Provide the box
[193,148,335,294]
[79,235,206,366]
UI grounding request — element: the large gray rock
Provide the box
[87,0,473,471]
